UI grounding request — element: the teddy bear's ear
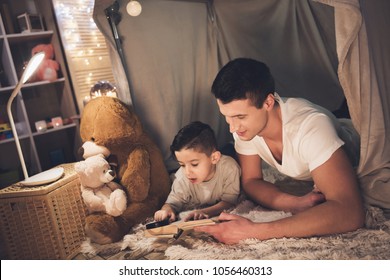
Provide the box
[81,141,110,159]
[84,165,94,177]
[74,161,86,173]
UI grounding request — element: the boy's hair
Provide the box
[170,121,217,158]
[211,58,275,108]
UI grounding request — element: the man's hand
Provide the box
[194,212,255,244]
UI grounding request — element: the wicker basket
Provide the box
[0,163,87,259]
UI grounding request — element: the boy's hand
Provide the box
[184,210,209,221]
[154,209,176,222]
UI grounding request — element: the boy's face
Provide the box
[217,97,270,141]
[175,148,220,184]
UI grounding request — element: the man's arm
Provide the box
[239,153,324,213]
[195,148,365,244]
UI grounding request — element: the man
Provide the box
[195,58,364,244]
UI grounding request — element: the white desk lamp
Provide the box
[7,52,64,186]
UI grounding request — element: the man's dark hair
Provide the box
[170,121,217,158]
[211,58,275,108]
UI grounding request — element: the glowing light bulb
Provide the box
[126,1,142,17]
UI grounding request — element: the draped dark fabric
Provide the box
[93,0,390,214]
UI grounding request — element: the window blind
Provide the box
[52,0,115,112]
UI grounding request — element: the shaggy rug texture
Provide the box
[80,166,390,260]
[80,200,390,260]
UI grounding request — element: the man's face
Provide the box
[217,98,269,141]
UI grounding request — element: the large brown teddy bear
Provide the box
[80,96,171,244]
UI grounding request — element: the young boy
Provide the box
[154,121,241,222]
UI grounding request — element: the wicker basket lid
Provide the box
[0,163,78,198]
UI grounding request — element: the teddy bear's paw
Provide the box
[85,224,115,245]
[106,206,124,217]
[85,214,125,244]
[85,197,105,212]
[106,189,127,217]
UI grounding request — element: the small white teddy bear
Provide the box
[74,154,127,217]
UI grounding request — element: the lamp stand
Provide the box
[6,81,29,179]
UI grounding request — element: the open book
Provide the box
[144,218,218,238]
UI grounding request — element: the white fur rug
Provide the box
[80,166,390,260]
[80,199,390,260]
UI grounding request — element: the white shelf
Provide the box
[0,0,79,188]
[0,134,30,144]
[0,123,77,146]
[0,85,14,92]
[22,78,66,88]
[0,78,65,93]
[32,123,76,137]
[6,30,54,43]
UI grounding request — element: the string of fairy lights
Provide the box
[52,0,115,110]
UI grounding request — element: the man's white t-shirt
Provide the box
[234,93,359,181]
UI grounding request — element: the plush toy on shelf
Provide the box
[75,154,127,218]
[30,43,60,82]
